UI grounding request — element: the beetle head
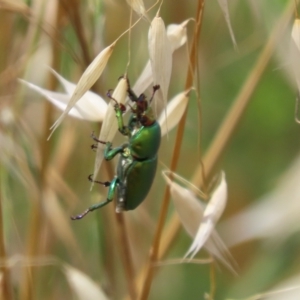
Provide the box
[129,85,160,127]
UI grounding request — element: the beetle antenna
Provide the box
[126,78,139,102]
[128,103,136,113]
[106,91,126,113]
[107,90,119,105]
[90,131,107,144]
[149,85,160,104]
[106,89,114,98]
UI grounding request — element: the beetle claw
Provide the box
[71,208,90,220]
[91,144,97,151]
[88,174,111,187]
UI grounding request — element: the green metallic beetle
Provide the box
[71,79,160,220]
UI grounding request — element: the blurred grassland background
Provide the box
[1,0,300,299]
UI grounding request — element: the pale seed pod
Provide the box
[167,20,189,51]
[92,77,128,182]
[133,20,188,96]
[20,68,107,121]
[49,42,115,138]
[63,264,108,300]
[185,172,227,259]
[158,90,190,136]
[162,171,236,273]
[292,19,300,51]
[291,19,300,91]
[148,14,172,109]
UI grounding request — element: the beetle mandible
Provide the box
[71,78,160,220]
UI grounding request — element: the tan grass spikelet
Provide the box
[167,19,189,51]
[292,19,300,51]
[63,264,108,300]
[92,77,128,184]
[43,188,80,256]
[217,0,238,50]
[126,0,146,18]
[20,68,107,121]
[158,89,190,136]
[162,171,236,273]
[291,19,300,91]
[49,42,115,138]
[162,171,204,237]
[184,171,227,259]
[133,21,188,96]
[148,13,172,109]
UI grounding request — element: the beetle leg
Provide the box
[103,143,126,160]
[106,91,126,113]
[149,85,160,104]
[90,131,106,144]
[70,199,112,220]
[114,106,131,136]
[71,178,119,220]
[126,78,139,102]
[91,144,98,151]
[88,174,110,187]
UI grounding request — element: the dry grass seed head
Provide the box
[148,14,172,108]
[92,77,128,183]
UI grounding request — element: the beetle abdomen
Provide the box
[117,156,157,210]
[130,122,161,159]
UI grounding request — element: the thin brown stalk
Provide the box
[116,213,137,300]
[20,201,42,300]
[104,162,137,300]
[137,1,205,299]
[60,0,92,67]
[0,170,13,300]
[294,0,299,18]
[209,260,216,300]
[0,10,14,300]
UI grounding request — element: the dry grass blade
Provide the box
[43,188,81,259]
[49,42,115,138]
[92,77,128,184]
[158,90,190,136]
[63,264,109,300]
[221,153,300,247]
[227,285,300,300]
